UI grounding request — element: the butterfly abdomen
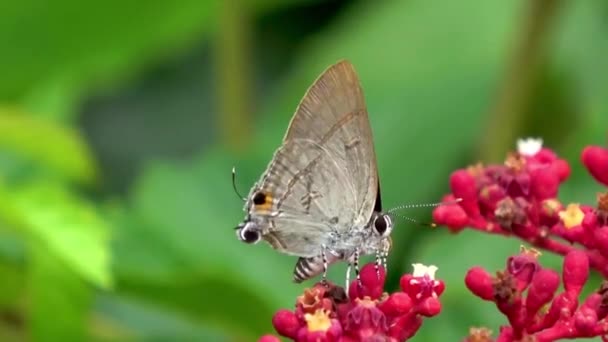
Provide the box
[293,256,324,283]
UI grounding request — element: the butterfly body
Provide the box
[236,60,393,282]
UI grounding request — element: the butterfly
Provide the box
[235,60,392,284]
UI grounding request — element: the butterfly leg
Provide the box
[345,264,351,291]
[374,250,382,278]
[320,245,328,287]
[382,249,388,272]
[353,248,361,287]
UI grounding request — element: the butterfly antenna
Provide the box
[393,214,437,227]
[232,167,247,201]
[387,198,462,228]
[386,198,462,213]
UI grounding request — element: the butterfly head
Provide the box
[371,212,394,239]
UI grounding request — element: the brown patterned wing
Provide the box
[247,60,378,257]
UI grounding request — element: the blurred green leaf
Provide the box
[0,1,217,114]
[28,241,92,341]
[118,276,273,339]
[0,0,314,121]
[0,108,98,185]
[0,259,24,308]
[93,293,231,342]
[113,149,302,337]
[7,181,112,288]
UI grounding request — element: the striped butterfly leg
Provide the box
[375,250,382,278]
[349,248,361,290]
[343,248,363,292]
[375,242,390,278]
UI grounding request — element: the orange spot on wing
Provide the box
[255,192,274,211]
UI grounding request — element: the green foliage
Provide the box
[0,0,606,340]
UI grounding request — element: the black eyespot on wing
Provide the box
[253,191,266,205]
[374,215,388,235]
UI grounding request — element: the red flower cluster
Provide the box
[464,246,608,341]
[259,262,444,342]
[433,141,608,277]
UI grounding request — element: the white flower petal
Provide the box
[411,263,438,279]
[517,137,543,156]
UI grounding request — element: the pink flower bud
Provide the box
[378,292,413,317]
[388,314,422,341]
[348,264,385,300]
[574,306,598,336]
[432,204,468,231]
[530,166,560,200]
[526,269,559,317]
[450,170,481,217]
[539,293,577,330]
[416,296,442,317]
[593,227,608,258]
[581,146,608,187]
[465,266,494,301]
[272,309,300,338]
[533,148,558,163]
[258,335,281,342]
[552,158,571,182]
[435,280,446,296]
[563,250,589,297]
[495,326,514,342]
[582,211,598,230]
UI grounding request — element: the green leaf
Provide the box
[0,0,312,121]
[0,108,98,186]
[93,293,230,341]
[113,149,302,338]
[28,240,92,341]
[7,181,112,288]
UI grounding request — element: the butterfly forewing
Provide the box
[247,60,379,258]
[283,60,378,224]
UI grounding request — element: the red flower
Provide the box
[261,262,445,341]
[462,248,608,341]
[432,139,608,279]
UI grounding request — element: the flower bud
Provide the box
[272,309,300,338]
[450,170,480,217]
[465,266,494,301]
[581,146,608,187]
[432,204,469,231]
[526,269,559,317]
[563,250,589,297]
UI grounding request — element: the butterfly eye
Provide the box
[236,222,261,244]
[373,214,393,237]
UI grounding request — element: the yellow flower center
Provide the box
[304,309,331,332]
[558,203,584,229]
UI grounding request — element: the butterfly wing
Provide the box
[247,60,378,257]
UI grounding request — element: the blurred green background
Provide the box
[0,0,607,341]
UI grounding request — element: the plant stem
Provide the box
[479,0,562,161]
[215,0,252,153]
